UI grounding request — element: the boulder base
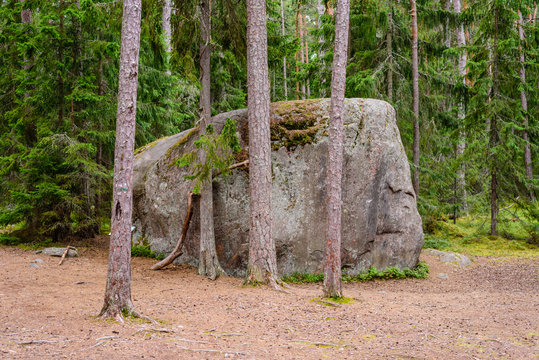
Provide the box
[133,99,424,276]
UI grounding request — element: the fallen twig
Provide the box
[212,160,249,178]
[171,338,213,345]
[95,336,118,341]
[17,340,59,345]
[177,346,247,355]
[58,246,77,265]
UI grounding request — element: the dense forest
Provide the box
[0,0,537,244]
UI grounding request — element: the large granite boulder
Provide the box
[132,99,424,276]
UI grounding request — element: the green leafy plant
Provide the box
[131,245,164,260]
[175,118,242,194]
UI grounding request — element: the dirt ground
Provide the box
[0,242,537,360]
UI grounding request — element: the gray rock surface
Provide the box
[40,247,78,258]
[424,249,472,267]
[133,99,424,276]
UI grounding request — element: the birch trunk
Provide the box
[246,0,279,286]
[453,0,468,213]
[323,0,350,299]
[162,0,172,75]
[198,0,225,280]
[100,0,142,320]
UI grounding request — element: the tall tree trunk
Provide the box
[299,11,306,99]
[246,0,279,287]
[20,0,32,100]
[305,32,310,98]
[386,7,393,102]
[490,6,500,236]
[162,0,172,75]
[410,0,420,196]
[280,0,288,100]
[323,0,350,299]
[317,0,326,97]
[453,0,468,214]
[518,11,534,200]
[198,0,224,280]
[57,0,65,129]
[100,0,142,320]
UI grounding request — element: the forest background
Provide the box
[0,0,537,250]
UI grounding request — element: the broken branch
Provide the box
[151,192,198,270]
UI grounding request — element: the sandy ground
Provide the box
[0,243,537,360]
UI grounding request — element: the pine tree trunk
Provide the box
[280,0,288,100]
[317,0,326,97]
[410,0,420,196]
[162,0,172,75]
[323,0,350,299]
[57,0,65,129]
[100,0,142,320]
[387,7,393,102]
[198,0,224,280]
[246,0,279,286]
[490,6,500,236]
[305,34,310,98]
[453,0,468,214]
[518,11,534,200]
[299,11,306,99]
[20,0,32,100]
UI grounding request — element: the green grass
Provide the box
[131,245,165,260]
[423,212,539,257]
[282,262,429,284]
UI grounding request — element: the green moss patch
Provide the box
[270,100,324,150]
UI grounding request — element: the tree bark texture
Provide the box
[280,0,288,100]
[58,0,65,129]
[198,0,225,280]
[20,0,32,101]
[453,0,468,213]
[100,0,142,320]
[490,7,500,236]
[518,11,534,199]
[409,0,420,196]
[323,0,350,299]
[246,0,279,286]
[162,0,172,75]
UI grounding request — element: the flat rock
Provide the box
[438,273,449,280]
[40,247,78,258]
[424,249,472,267]
[133,99,424,276]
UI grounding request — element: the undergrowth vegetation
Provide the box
[422,204,539,257]
[282,262,429,284]
[131,245,165,260]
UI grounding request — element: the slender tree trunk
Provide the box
[162,0,172,75]
[58,0,65,129]
[518,11,534,200]
[198,0,225,280]
[305,37,310,98]
[410,0,420,196]
[444,0,451,48]
[387,7,393,102]
[280,0,288,100]
[323,0,350,299]
[317,0,326,97]
[100,0,142,320]
[490,7,500,236]
[246,0,279,287]
[20,0,32,100]
[453,0,468,214]
[299,11,306,99]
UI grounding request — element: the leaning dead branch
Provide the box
[151,192,198,270]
